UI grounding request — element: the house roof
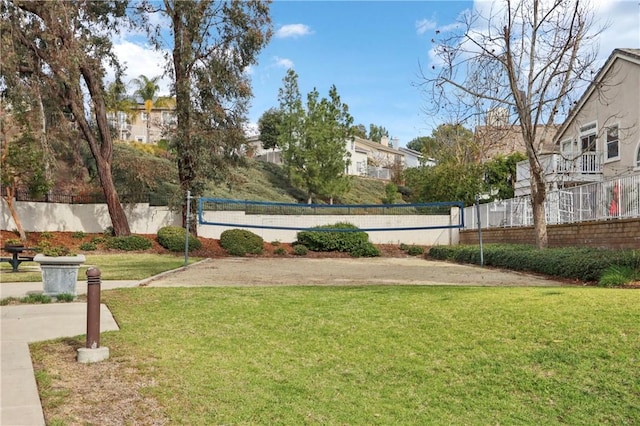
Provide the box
[553,48,640,144]
[353,136,403,156]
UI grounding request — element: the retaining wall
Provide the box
[460,218,640,249]
[1,199,460,246]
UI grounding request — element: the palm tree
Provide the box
[130,74,161,143]
[105,80,136,140]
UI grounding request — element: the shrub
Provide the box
[39,231,53,239]
[296,223,379,257]
[428,244,640,283]
[406,245,424,256]
[79,242,97,251]
[292,244,308,256]
[274,246,287,255]
[157,226,202,252]
[219,229,264,256]
[103,226,115,237]
[72,231,86,239]
[598,265,638,287]
[41,246,71,256]
[106,235,153,251]
[90,236,106,244]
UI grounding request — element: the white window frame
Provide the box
[635,142,640,170]
[605,124,620,162]
[579,122,597,153]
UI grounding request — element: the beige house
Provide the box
[514,48,640,197]
[108,104,176,144]
[248,134,411,181]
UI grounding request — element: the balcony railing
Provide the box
[516,152,604,184]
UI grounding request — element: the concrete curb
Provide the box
[137,257,212,287]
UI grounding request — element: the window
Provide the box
[636,143,640,168]
[141,112,149,122]
[606,125,619,160]
[135,136,144,142]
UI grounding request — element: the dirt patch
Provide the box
[144,257,568,288]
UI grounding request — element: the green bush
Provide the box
[39,231,53,240]
[157,226,202,252]
[106,235,153,251]
[274,246,287,255]
[598,265,638,287]
[219,229,264,256]
[292,244,308,256]
[296,223,379,257]
[72,231,86,239]
[429,244,640,283]
[406,245,424,256]
[79,242,97,251]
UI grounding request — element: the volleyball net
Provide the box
[198,198,465,232]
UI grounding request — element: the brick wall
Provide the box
[460,218,640,249]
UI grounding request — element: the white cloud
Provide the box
[416,18,437,35]
[274,56,294,69]
[111,39,171,96]
[275,24,313,39]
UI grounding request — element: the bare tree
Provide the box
[418,0,603,248]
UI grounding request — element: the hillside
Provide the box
[52,142,393,205]
[204,160,392,204]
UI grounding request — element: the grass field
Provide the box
[0,254,198,283]
[38,285,638,424]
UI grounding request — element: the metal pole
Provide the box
[475,195,484,267]
[86,267,101,349]
[184,190,191,267]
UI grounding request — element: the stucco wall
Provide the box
[460,218,640,249]
[0,199,180,234]
[1,199,460,246]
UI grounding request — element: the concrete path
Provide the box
[0,281,136,426]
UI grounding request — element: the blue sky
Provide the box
[247,1,473,146]
[114,0,640,147]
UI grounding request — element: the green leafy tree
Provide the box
[428,124,477,165]
[277,69,353,204]
[406,136,437,154]
[258,108,285,150]
[350,124,367,139]
[406,162,484,206]
[483,152,527,200]
[4,0,132,235]
[368,124,389,143]
[136,0,272,228]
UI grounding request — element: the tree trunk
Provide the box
[529,158,548,249]
[2,188,27,242]
[71,69,132,236]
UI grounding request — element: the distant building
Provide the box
[107,103,176,144]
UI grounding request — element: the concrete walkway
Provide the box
[0,280,138,426]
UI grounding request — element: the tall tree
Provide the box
[368,124,389,143]
[130,74,161,144]
[136,0,272,228]
[418,0,602,248]
[257,108,284,150]
[4,0,132,235]
[277,69,353,204]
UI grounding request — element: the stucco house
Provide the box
[107,103,176,144]
[514,48,640,197]
[247,134,414,180]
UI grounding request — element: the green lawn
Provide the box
[0,254,199,282]
[55,285,639,424]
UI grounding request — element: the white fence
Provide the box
[465,174,640,229]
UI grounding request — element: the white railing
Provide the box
[367,166,391,180]
[465,174,640,229]
[516,152,604,182]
